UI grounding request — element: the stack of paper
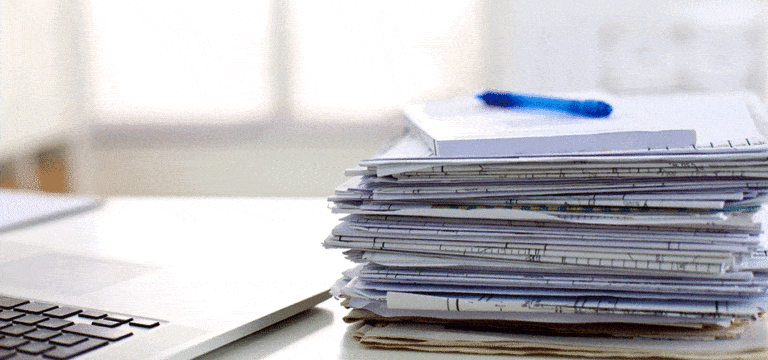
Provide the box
[324,93,768,358]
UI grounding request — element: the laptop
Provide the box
[0,191,104,232]
[0,193,347,359]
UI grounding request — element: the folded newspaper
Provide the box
[324,93,768,358]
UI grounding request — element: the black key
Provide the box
[24,329,60,341]
[7,353,41,360]
[63,323,132,341]
[13,314,48,326]
[15,303,57,315]
[0,336,29,349]
[0,297,28,310]
[0,325,35,337]
[43,308,81,319]
[17,340,55,355]
[0,349,14,360]
[43,338,108,359]
[104,314,132,323]
[92,319,122,328]
[49,334,86,347]
[37,319,74,331]
[0,312,24,322]
[130,318,160,328]
[77,310,106,320]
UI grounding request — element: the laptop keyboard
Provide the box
[0,296,161,359]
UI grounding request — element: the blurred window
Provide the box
[89,0,486,125]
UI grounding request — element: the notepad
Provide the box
[404,94,762,157]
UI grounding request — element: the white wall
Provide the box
[0,1,94,191]
[503,0,768,98]
[1,1,87,154]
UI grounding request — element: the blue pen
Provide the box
[477,91,612,118]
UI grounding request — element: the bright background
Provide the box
[1,0,766,196]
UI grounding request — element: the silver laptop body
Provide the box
[0,196,346,360]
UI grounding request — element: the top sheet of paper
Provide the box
[404,94,764,157]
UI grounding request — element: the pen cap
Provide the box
[567,100,612,118]
[476,92,524,107]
